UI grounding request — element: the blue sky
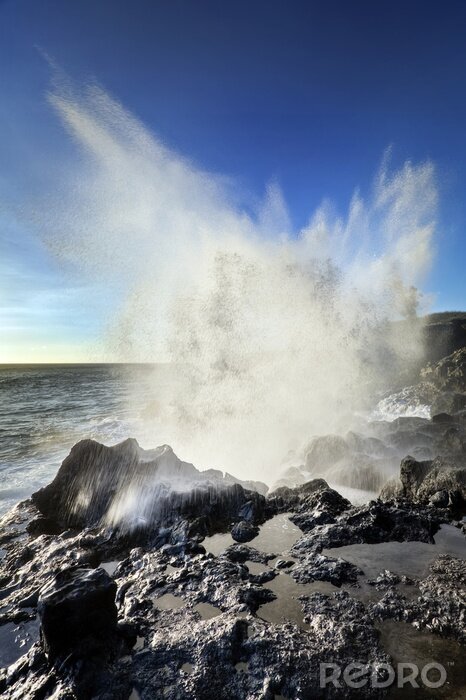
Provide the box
[1,0,465,362]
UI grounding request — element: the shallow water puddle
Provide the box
[324,524,466,580]
[202,513,302,557]
[258,571,337,630]
[153,593,185,610]
[133,635,145,650]
[0,618,40,668]
[378,620,466,699]
[99,560,121,576]
[193,601,222,619]
[245,560,270,575]
[251,514,302,552]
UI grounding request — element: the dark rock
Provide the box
[32,439,268,534]
[291,499,446,555]
[231,520,259,543]
[274,558,295,569]
[290,484,351,532]
[37,567,118,660]
[26,517,63,537]
[222,544,273,564]
[291,553,363,586]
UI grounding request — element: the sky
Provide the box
[0,0,465,363]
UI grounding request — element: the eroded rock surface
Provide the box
[0,439,465,699]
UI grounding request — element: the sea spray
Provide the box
[33,81,437,482]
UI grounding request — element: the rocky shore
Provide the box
[0,314,465,699]
[0,433,464,699]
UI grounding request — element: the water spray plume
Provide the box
[39,81,437,482]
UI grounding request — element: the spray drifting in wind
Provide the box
[42,80,437,482]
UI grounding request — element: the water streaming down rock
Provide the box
[31,438,268,534]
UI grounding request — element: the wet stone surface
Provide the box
[0,441,465,698]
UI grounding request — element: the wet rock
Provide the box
[292,498,446,555]
[222,544,273,564]
[32,439,268,533]
[231,520,259,543]
[290,484,351,532]
[370,555,466,643]
[421,346,466,393]
[429,489,449,507]
[274,558,295,569]
[291,553,363,586]
[38,567,118,660]
[380,454,466,510]
[367,570,415,590]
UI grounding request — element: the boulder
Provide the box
[231,520,259,543]
[37,567,118,661]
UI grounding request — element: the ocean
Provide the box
[0,364,170,516]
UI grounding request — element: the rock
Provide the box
[2,426,466,698]
[304,434,349,472]
[222,544,272,564]
[290,484,351,532]
[238,499,262,523]
[421,347,466,393]
[392,454,466,508]
[291,553,363,586]
[370,555,466,644]
[291,499,446,555]
[421,313,466,365]
[31,439,268,535]
[429,489,449,507]
[273,559,294,569]
[231,521,259,543]
[367,570,401,590]
[37,567,118,660]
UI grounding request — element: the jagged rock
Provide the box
[367,570,414,590]
[1,426,465,698]
[31,439,268,536]
[290,484,351,532]
[429,489,449,507]
[222,544,273,564]
[370,555,466,644]
[290,553,363,586]
[421,347,466,393]
[291,499,446,555]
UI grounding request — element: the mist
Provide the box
[38,81,437,483]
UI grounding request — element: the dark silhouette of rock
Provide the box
[31,439,268,536]
[38,567,118,661]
